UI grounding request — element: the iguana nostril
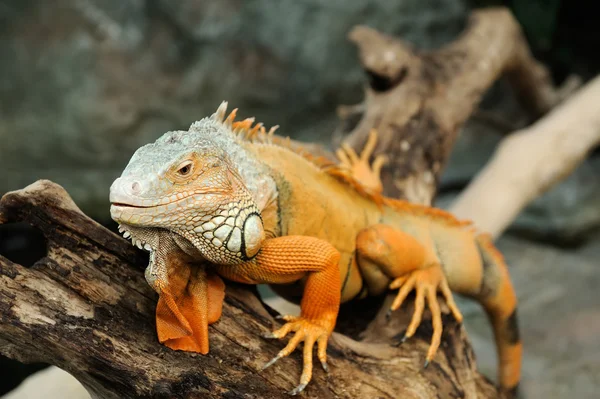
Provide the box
[131,182,141,194]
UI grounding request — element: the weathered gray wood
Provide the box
[0,181,500,398]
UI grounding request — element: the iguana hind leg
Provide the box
[355,224,462,365]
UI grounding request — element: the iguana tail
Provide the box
[475,233,522,397]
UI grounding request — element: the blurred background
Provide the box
[0,0,598,398]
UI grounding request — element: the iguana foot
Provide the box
[335,129,387,196]
[388,264,463,363]
[261,315,331,395]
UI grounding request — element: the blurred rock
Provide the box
[0,0,467,220]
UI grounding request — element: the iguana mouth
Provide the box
[110,199,194,229]
[110,195,197,211]
[111,202,154,209]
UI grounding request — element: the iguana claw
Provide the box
[260,315,332,395]
[387,264,463,364]
[288,383,307,396]
[261,354,281,370]
[393,335,409,347]
[262,331,278,339]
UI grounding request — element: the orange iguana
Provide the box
[109,102,522,396]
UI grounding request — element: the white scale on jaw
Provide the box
[118,224,153,252]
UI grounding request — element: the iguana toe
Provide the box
[261,315,332,395]
[288,382,307,396]
[387,265,462,365]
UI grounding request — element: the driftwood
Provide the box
[450,75,600,237]
[0,181,499,398]
[337,7,568,205]
[0,6,569,399]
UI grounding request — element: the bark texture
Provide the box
[0,180,499,399]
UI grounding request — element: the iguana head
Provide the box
[110,103,267,265]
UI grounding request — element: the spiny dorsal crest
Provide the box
[210,101,379,197]
[211,102,468,223]
[211,101,279,142]
[212,101,346,173]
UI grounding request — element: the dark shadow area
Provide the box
[0,355,47,396]
[0,222,50,395]
[366,66,409,92]
[0,222,47,267]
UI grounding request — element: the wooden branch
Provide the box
[0,180,501,398]
[450,75,600,238]
[336,7,563,205]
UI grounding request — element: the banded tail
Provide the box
[475,233,522,397]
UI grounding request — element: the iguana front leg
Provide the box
[124,228,226,354]
[216,236,341,395]
[356,224,463,365]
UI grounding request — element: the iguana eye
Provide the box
[177,161,193,176]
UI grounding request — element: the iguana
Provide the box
[109,102,522,396]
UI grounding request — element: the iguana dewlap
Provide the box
[109,103,522,396]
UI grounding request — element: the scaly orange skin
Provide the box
[237,129,520,395]
[110,107,521,396]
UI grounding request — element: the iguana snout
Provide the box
[110,132,265,265]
